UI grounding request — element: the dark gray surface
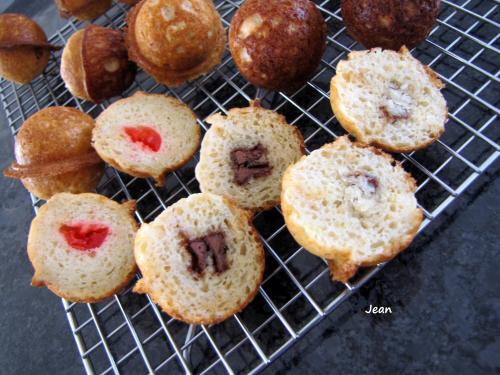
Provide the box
[0,2,499,375]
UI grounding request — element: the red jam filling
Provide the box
[59,223,110,251]
[124,126,162,152]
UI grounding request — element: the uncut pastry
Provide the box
[92,91,200,185]
[341,0,440,51]
[125,0,225,87]
[61,25,136,103]
[134,192,265,324]
[330,47,447,152]
[4,107,104,200]
[55,0,112,20]
[28,193,137,302]
[281,136,423,282]
[229,0,327,91]
[0,13,59,84]
[195,101,304,211]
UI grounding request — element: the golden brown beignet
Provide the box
[61,25,136,103]
[55,0,112,21]
[4,107,104,200]
[341,0,440,50]
[0,13,59,84]
[229,0,327,91]
[125,0,225,87]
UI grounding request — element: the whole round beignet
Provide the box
[0,14,59,84]
[28,193,137,303]
[3,107,104,200]
[55,0,112,21]
[330,47,447,153]
[229,0,327,91]
[134,193,265,324]
[341,0,440,51]
[92,91,200,185]
[125,0,225,87]
[281,136,423,282]
[61,25,136,103]
[195,102,304,211]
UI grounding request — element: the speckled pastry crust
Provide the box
[61,25,136,103]
[341,0,440,50]
[0,14,59,84]
[6,107,104,200]
[55,0,112,21]
[125,0,226,87]
[229,0,327,91]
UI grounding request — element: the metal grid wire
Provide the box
[0,0,499,373]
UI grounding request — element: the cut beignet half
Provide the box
[281,136,423,282]
[28,193,137,303]
[92,91,200,185]
[134,193,265,324]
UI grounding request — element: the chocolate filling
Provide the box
[230,143,272,185]
[186,232,229,275]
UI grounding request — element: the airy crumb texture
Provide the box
[330,47,447,153]
[134,193,265,325]
[195,102,304,211]
[281,136,423,282]
[28,193,138,303]
[92,91,200,185]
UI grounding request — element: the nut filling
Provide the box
[230,143,272,185]
[380,83,412,123]
[186,232,229,275]
[345,172,379,195]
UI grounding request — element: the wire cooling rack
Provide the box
[0,0,499,374]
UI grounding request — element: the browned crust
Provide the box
[61,30,90,101]
[14,107,104,198]
[341,0,440,50]
[0,14,52,83]
[124,0,226,87]
[281,136,423,282]
[0,14,49,46]
[28,194,139,303]
[81,25,136,103]
[134,195,265,325]
[56,0,112,20]
[330,47,448,153]
[4,151,102,179]
[0,41,60,50]
[228,0,326,92]
[16,107,96,163]
[93,92,201,186]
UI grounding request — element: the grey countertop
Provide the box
[0,1,499,375]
